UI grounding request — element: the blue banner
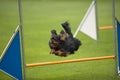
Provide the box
[117,19,120,73]
[0,30,23,80]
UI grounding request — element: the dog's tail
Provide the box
[61,22,73,37]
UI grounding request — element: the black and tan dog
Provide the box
[49,22,82,57]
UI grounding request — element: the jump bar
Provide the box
[26,56,115,67]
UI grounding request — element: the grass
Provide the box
[0,0,120,80]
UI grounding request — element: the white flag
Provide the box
[74,0,98,40]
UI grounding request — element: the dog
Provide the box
[49,22,82,57]
[49,30,68,56]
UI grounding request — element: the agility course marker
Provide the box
[0,26,23,80]
[74,0,98,40]
[26,56,115,67]
[117,19,120,74]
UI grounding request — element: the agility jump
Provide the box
[26,25,114,67]
[26,24,114,67]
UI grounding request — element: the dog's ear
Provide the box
[51,30,57,35]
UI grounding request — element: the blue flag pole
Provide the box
[18,0,26,79]
[111,0,119,76]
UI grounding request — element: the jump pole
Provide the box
[18,0,26,79]
[26,56,115,67]
[99,26,113,30]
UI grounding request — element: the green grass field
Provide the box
[0,0,120,80]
